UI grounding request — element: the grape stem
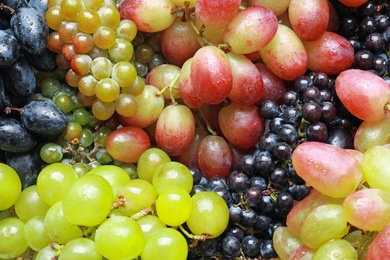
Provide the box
[130,206,155,221]
[179,225,209,241]
[0,4,14,14]
[156,73,181,105]
[197,108,218,136]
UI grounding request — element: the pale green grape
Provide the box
[361,145,390,192]
[186,191,229,238]
[152,161,193,194]
[44,201,83,244]
[87,165,131,201]
[0,218,28,259]
[137,147,171,183]
[300,204,349,249]
[273,226,303,260]
[117,179,157,216]
[0,163,22,211]
[111,61,137,88]
[108,38,134,62]
[90,57,112,80]
[95,216,145,260]
[34,245,57,260]
[37,163,78,205]
[313,239,358,260]
[136,215,167,239]
[62,174,113,227]
[14,185,50,222]
[141,228,188,260]
[155,187,192,226]
[58,237,102,260]
[24,215,51,251]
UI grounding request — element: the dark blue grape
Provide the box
[306,122,328,142]
[190,184,207,196]
[225,225,245,241]
[269,117,284,133]
[259,100,279,119]
[277,124,298,145]
[282,106,302,126]
[0,117,36,153]
[29,0,49,15]
[243,186,262,208]
[238,154,256,176]
[228,171,250,193]
[258,132,279,152]
[229,205,243,223]
[253,150,275,175]
[6,149,40,189]
[242,236,260,258]
[259,239,278,259]
[0,29,19,68]
[206,176,229,190]
[301,101,322,123]
[222,236,241,259]
[272,142,292,161]
[24,48,57,72]
[288,183,312,201]
[250,176,268,191]
[253,214,272,232]
[325,126,354,149]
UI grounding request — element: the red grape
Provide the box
[338,0,368,7]
[254,63,286,105]
[195,0,241,30]
[367,223,390,259]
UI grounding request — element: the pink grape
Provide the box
[289,245,316,260]
[248,0,290,16]
[338,0,368,7]
[223,6,278,54]
[190,46,233,104]
[335,69,390,121]
[254,63,286,105]
[291,142,362,198]
[367,223,390,259]
[195,0,241,30]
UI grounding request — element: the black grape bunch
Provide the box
[0,0,68,188]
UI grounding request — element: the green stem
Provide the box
[179,225,209,241]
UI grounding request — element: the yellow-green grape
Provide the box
[95,78,120,102]
[72,162,89,177]
[40,142,63,164]
[60,0,85,21]
[34,245,57,260]
[95,216,145,260]
[94,126,112,147]
[44,201,83,244]
[313,239,358,260]
[63,121,83,141]
[87,165,131,201]
[14,185,50,222]
[91,99,115,121]
[141,228,188,260]
[0,163,21,210]
[121,75,145,96]
[273,226,303,260]
[186,191,229,239]
[37,163,78,206]
[78,74,98,96]
[116,179,158,216]
[136,215,167,239]
[24,216,51,252]
[136,147,171,183]
[65,68,82,87]
[83,0,104,10]
[45,5,63,30]
[91,57,112,80]
[76,8,101,34]
[112,61,137,88]
[71,54,92,76]
[73,32,95,53]
[88,46,109,59]
[79,128,94,147]
[116,19,138,42]
[115,93,139,117]
[59,237,102,260]
[97,5,120,29]
[58,21,80,43]
[362,145,390,191]
[300,204,350,248]
[93,26,117,50]
[152,161,193,194]
[48,0,62,7]
[155,187,192,226]
[108,38,134,62]
[0,218,28,259]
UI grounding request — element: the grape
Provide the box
[254,63,287,105]
[338,0,368,7]
[155,104,195,156]
[259,24,308,81]
[108,38,134,62]
[62,174,113,226]
[95,78,120,103]
[291,142,362,198]
[0,218,28,259]
[136,215,167,239]
[37,163,78,205]
[248,0,290,16]
[90,57,112,80]
[289,245,316,260]
[95,216,145,260]
[97,5,120,29]
[137,147,171,183]
[141,228,188,260]
[155,186,192,226]
[367,223,390,259]
[34,245,57,260]
[115,19,137,42]
[111,61,137,88]
[58,237,102,260]
[40,142,63,163]
[186,191,229,238]
[272,226,303,260]
[14,185,50,222]
[91,99,115,121]
[312,239,358,260]
[361,145,390,191]
[152,161,194,194]
[44,201,83,244]
[343,188,390,231]
[195,0,240,30]
[116,178,157,216]
[222,5,278,54]
[24,216,51,252]
[190,46,232,104]
[93,26,116,50]
[146,64,181,100]
[0,163,21,210]
[0,30,19,68]
[115,93,139,117]
[335,69,390,121]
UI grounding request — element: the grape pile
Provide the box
[2,0,390,259]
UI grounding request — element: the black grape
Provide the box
[24,48,58,72]
[0,29,19,68]
[0,0,29,21]
[28,0,48,15]
[10,6,49,55]
[1,54,36,97]
[20,100,68,136]
[0,117,36,153]
[6,149,41,189]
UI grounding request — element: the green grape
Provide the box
[94,126,112,147]
[88,45,109,59]
[111,61,137,88]
[91,99,115,121]
[58,21,80,44]
[273,226,303,260]
[95,78,120,103]
[115,161,138,179]
[91,57,112,80]
[55,93,75,113]
[87,165,131,201]
[45,5,63,30]
[37,163,78,205]
[62,174,113,226]
[71,95,84,111]
[313,239,358,260]
[152,161,193,194]
[115,93,139,117]
[73,32,95,53]
[117,179,157,216]
[73,108,91,126]
[95,216,145,260]
[116,19,138,42]
[45,201,83,244]
[14,185,51,222]
[72,162,89,177]
[186,191,229,239]
[141,228,188,260]
[78,74,98,96]
[108,38,134,62]
[79,128,94,147]
[95,148,114,165]
[59,237,102,260]
[155,187,192,227]
[60,0,85,21]
[0,218,29,259]
[300,204,350,249]
[40,142,63,163]
[97,5,120,29]
[63,121,83,141]
[77,9,101,34]
[93,26,117,50]
[121,74,145,96]
[34,245,57,260]
[136,215,167,239]
[87,160,102,171]
[0,163,22,210]
[40,77,62,98]
[361,145,390,192]
[83,0,104,10]
[135,43,155,63]
[24,216,51,252]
